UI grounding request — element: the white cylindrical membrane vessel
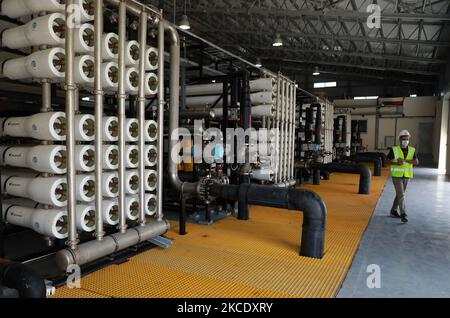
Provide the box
[75,174,95,202]
[74,113,95,141]
[2,176,67,207]
[25,13,65,48]
[102,200,119,226]
[101,33,119,60]
[126,118,139,142]
[125,170,139,195]
[100,62,118,91]
[125,67,139,94]
[126,145,139,168]
[75,0,94,22]
[102,116,118,142]
[1,0,64,19]
[3,56,30,80]
[75,145,95,172]
[144,193,157,216]
[125,196,139,221]
[144,170,157,192]
[103,144,119,170]
[76,204,95,232]
[185,78,274,96]
[2,204,67,239]
[73,55,95,86]
[3,112,66,141]
[250,78,274,92]
[25,48,65,80]
[145,120,157,142]
[251,91,274,105]
[144,145,157,167]
[74,23,94,53]
[252,105,275,117]
[125,41,139,66]
[144,73,158,96]
[102,172,118,198]
[251,168,275,182]
[1,24,28,49]
[145,47,158,71]
[185,91,273,107]
[1,145,68,174]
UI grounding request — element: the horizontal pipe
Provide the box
[56,219,170,269]
[0,260,46,298]
[356,152,387,168]
[208,184,327,259]
[313,162,371,195]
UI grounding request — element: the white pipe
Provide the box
[185,91,273,107]
[76,204,95,232]
[2,203,67,239]
[2,13,65,49]
[1,0,64,19]
[125,41,140,66]
[126,118,139,142]
[145,120,157,142]
[144,73,158,96]
[74,23,95,53]
[102,116,118,142]
[103,145,119,170]
[100,62,119,91]
[73,55,95,85]
[0,145,66,174]
[1,176,67,207]
[74,114,95,141]
[124,196,139,221]
[75,145,95,172]
[126,145,139,168]
[144,144,157,167]
[144,193,157,216]
[102,199,119,226]
[101,33,119,60]
[26,48,66,79]
[185,78,274,96]
[212,105,275,119]
[125,67,139,94]
[125,170,139,195]
[251,168,274,182]
[144,169,157,192]
[3,112,66,141]
[75,0,94,22]
[145,47,158,71]
[102,172,118,198]
[75,174,95,202]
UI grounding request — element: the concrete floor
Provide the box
[338,168,450,298]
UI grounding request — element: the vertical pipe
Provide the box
[41,79,51,112]
[291,83,296,180]
[117,0,127,233]
[280,80,286,182]
[274,75,281,184]
[156,18,165,221]
[286,82,291,181]
[94,0,105,240]
[137,7,148,226]
[65,0,78,250]
[222,79,228,168]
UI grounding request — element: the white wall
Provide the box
[343,96,438,159]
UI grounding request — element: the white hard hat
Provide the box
[398,130,411,138]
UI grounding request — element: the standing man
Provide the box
[385,130,419,223]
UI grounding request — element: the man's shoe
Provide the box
[390,210,401,218]
[400,215,408,223]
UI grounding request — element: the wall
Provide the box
[340,96,438,160]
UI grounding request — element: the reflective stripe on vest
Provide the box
[391,146,415,178]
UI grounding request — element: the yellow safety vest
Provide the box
[391,146,415,178]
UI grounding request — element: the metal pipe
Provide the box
[274,75,281,183]
[56,220,170,269]
[117,0,127,233]
[156,18,165,221]
[350,155,382,177]
[65,0,78,250]
[208,184,327,259]
[291,82,296,181]
[137,7,148,226]
[280,79,286,183]
[0,260,46,298]
[105,0,161,18]
[41,79,51,112]
[94,0,105,241]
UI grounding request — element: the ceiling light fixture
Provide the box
[312,66,320,76]
[272,33,283,47]
[179,1,191,30]
[255,58,262,68]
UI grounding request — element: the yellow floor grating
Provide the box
[53,170,389,298]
